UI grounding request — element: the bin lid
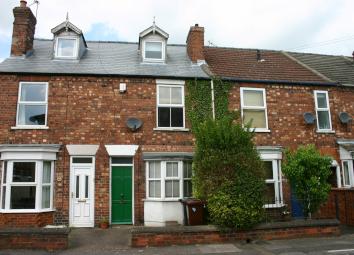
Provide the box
[184,199,206,205]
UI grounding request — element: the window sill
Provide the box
[11,126,49,130]
[153,127,190,132]
[247,128,271,133]
[143,198,182,202]
[316,130,335,134]
[0,208,55,214]
[263,203,285,209]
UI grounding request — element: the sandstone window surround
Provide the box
[314,90,333,133]
[13,82,49,130]
[0,144,60,213]
[240,87,270,133]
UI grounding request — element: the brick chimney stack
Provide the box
[186,24,205,63]
[11,0,37,57]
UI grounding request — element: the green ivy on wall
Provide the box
[185,78,232,130]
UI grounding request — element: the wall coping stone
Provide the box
[0,227,70,235]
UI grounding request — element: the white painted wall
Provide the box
[144,201,184,226]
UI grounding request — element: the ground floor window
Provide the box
[0,160,54,212]
[341,160,354,187]
[146,160,192,199]
[263,160,283,207]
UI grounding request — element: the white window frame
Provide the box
[146,160,192,201]
[314,90,333,132]
[341,160,354,188]
[143,40,165,62]
[55,36,79,59]
[156,80,186,130]
[16,82,49,128]
[0,160,54,213]
[263,160,283,208]
[240,87,269,132]
[183,161,193,198]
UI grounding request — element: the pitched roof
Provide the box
[0,39,208,79]
[203,47,332,84]
[288,52,354,86]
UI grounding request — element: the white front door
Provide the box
[70,161,95,227]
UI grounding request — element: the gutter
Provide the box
[0,71,211,81]
[219,76,337,86]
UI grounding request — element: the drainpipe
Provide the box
[211,80,215,120]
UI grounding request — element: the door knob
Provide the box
[120,193,124,198]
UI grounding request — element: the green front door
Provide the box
[111,166,132,224]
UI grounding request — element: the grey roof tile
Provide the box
[0,39,209,79]
[288,52,354,85]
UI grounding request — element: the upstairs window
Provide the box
[157,84,184,128]
[55,37,78,58]
[144,41,163,61]
[314,91,332,131]
[17,82,48,127]
[241,88,268,131]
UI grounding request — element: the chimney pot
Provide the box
[195,24,199,27]
[20,0,27,7]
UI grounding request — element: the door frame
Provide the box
[109,158,134,225]
[69,156,95,227]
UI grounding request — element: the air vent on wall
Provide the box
[303,112,316,124]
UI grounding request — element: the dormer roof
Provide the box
[138,22,169,48]
[51,15,87,48]
[139,24,169,39]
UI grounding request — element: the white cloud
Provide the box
[1,0,354,55]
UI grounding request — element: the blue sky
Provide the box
[1,0,354,62]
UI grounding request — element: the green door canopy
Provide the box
[111,166,132,224]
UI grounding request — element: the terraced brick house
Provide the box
[0,1,353,228]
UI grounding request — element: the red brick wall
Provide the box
[132,223,340,247]
[0,212,54,228]
[0,75,353,227]
[0,75,194,226]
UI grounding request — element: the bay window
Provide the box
[0,160,54,212]
[146,161,192,199]
[241,88,268,131]
[341,160,354,187]
[263,160,283,207]
[314,90,332,131]
[157,82,185,129]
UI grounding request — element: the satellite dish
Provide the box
[339,112,352,124]
[126,117,143,131]
[303,112,316,124]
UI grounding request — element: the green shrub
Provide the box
[282,145,332,218]
[208,172,265,229]
[192,117,265,229]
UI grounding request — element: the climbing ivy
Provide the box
[185,78,233,130]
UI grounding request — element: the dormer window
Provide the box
[51,15,87,60]
[144,41,163,60]
[55,37,78,58]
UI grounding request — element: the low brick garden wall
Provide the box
[131,219,340,247]
[0,227,70,250]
